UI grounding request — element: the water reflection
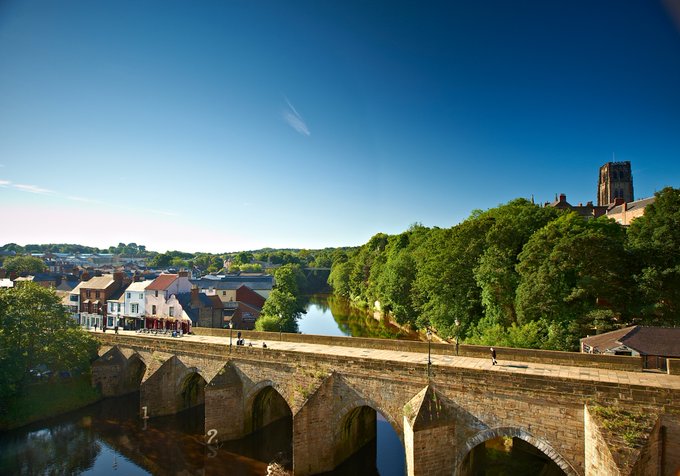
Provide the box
[0,393,406,476]
[301,295,417,340]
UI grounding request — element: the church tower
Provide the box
[598,161,634,206]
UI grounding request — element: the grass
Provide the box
[590,404,654,448]
[0,374,101,431]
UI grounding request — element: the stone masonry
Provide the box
[92,332,680,476]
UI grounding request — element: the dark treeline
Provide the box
[327,188,680,351]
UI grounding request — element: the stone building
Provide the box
[598,161,634,206]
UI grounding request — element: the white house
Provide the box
[145,272,192,328]
[123,280,152,329]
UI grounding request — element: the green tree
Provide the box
[473,199,559,327]
[413,217,493,337]
[515,213,632,348]
[258,290,301,332]
[627,187,680,324]
[0,283,98,398]
[2,255,47,275]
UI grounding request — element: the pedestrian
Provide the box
[114,325,119,334]
[237,331,242,341]
[490,347,497,365]
[103,323,107,333]
[262,342,267,348]
[94,322,98,332]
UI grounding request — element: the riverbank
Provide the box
[0,374,101,431]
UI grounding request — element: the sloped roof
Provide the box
[147,274,178,291]
[81,275,115,290]
[607,196,656,215]
[126,280,153,292]
[581,326,680,357]
[107,288,125,302]
[620,326,680,357]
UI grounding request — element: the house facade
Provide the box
[122,280,152,329]
[78,273,126,329]
[144,272,192,329]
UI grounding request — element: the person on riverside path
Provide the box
[490,347,497,365]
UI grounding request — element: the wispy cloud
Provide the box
[67,195,101,204]
[141,208,179,217]
[1,179,178,217]
[282,97,310,136]
[13,183,54,194]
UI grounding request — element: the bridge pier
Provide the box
[204,363,246,441]
[92,347,146,397]
[139,356,206,418]
[292,373,379,475]
[403,385,457,475]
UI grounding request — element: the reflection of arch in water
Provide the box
[179,371,207,409]
[246,381,292,433]
[456,427,577,476]
[333,403,405,472]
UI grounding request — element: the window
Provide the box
[140,293,143,299]
[169,307,174,317]
[152,305,156,315]
[155,290,158,297]
[127,292,131,299]
[86,290,91,298]
[223,291,226,296]
[96,291,100,299]
[70,295,78,302]
[131,303,139,314]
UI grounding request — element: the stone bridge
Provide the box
[92,331,680,475]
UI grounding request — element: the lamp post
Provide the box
[229,321,233,352]
[454,319,460,356]
[426,327,432,377]
[279,323,283,342]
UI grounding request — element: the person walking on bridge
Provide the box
[490,347,497,366]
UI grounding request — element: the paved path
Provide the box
[101,329,680,391]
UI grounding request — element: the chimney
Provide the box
[191,285,199,303]
[586,201,593,207]
[113,271,124,283]
[613,197,625,207]
[559,193,567,203]
[178,271,189,278]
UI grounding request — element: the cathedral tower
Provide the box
[598,161,634,206]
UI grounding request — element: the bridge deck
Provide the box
[101,330,680,391]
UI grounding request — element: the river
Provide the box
[0,296,556,475]
[0,296,409,476]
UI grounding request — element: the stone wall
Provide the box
[93,333,679,475]
[584,405,622,475]
[191,327,642,371]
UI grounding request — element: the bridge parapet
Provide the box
[91,333,680,475]
[191,327,642,371]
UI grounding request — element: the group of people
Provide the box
[93,322,119,334]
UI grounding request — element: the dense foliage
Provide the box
[256,264,308,332]
[0,283,99,399]
[327,190,680,350]
[1,255,47,275]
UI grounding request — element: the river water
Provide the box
[0,296,408,476]
[0,296,562,475]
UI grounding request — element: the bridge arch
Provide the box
[331,396,403,443]
[178,369,207,410]
[122,353,146,391]
[455,427,578,476]
[244,380,293,434]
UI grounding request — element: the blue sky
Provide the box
[1,0,679,253]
